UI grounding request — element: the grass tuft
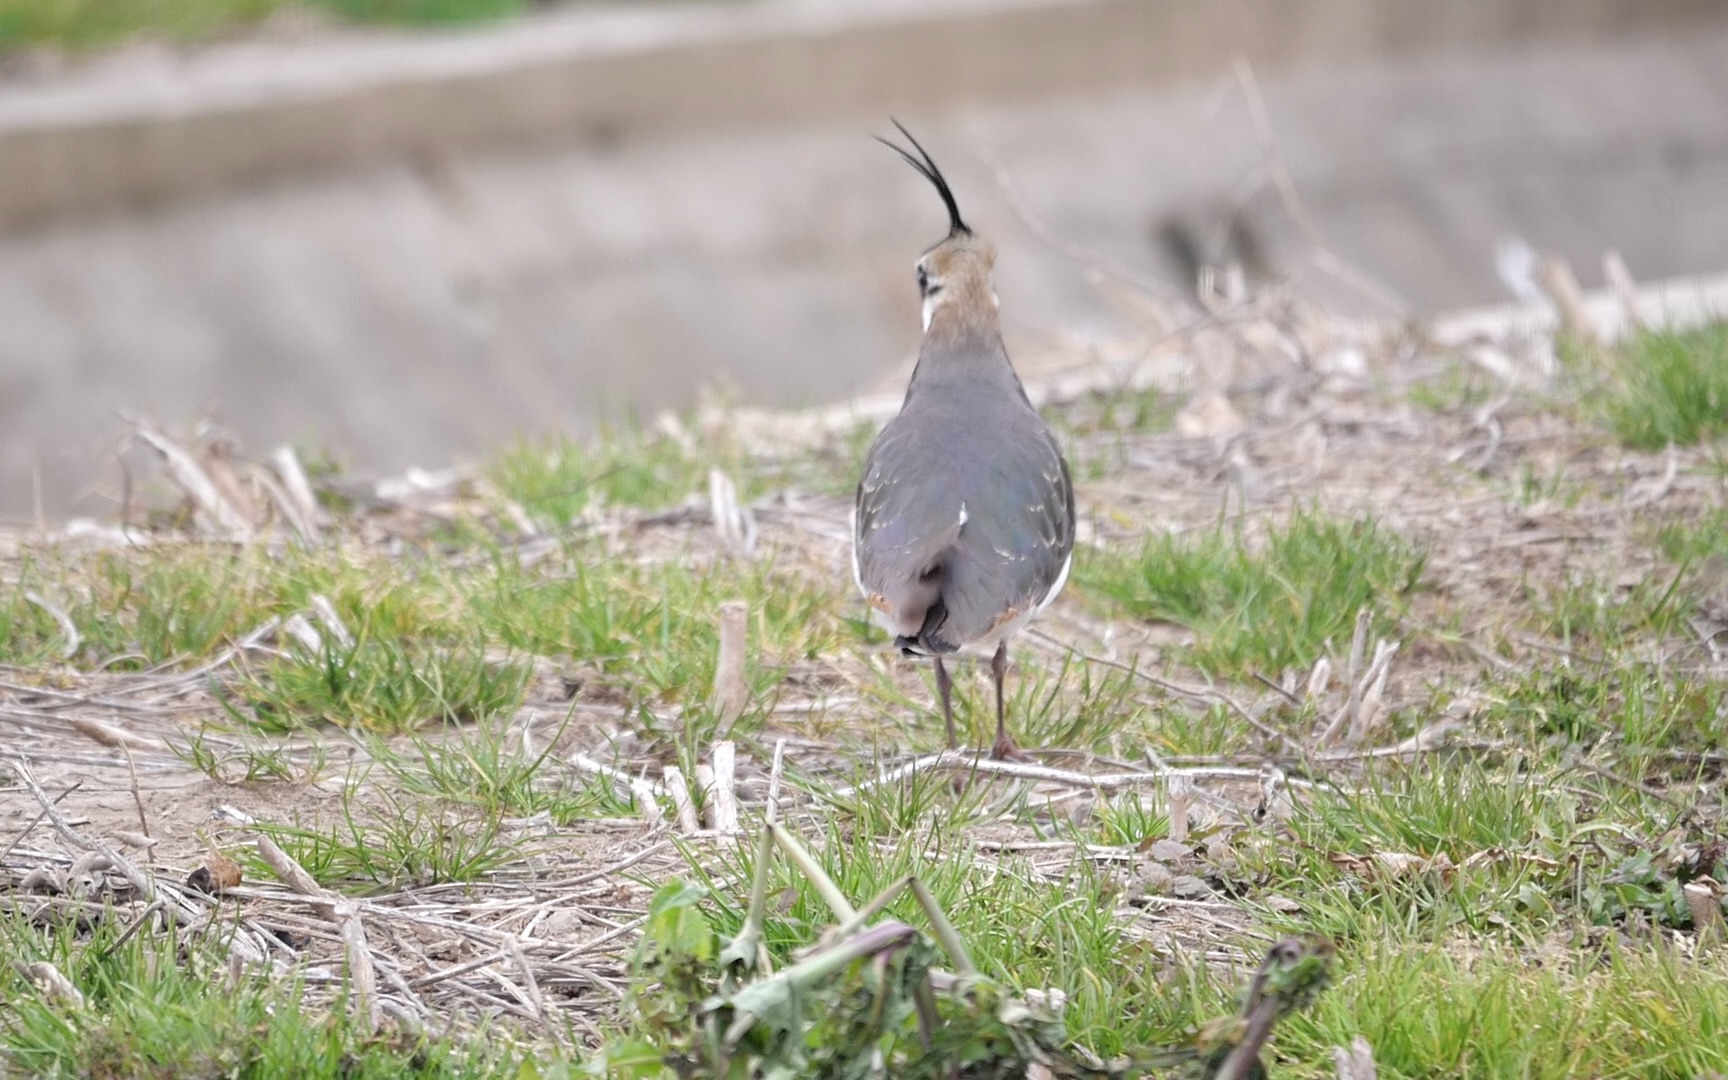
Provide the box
[1526,563,1693,649]
[1479,664,1727,760]
[1654,505,1728,568]
[466,542,842,742]
[382,721,638,824]
[252,788,526,890]
[0,907,533,1078]
[1077,509,1427,675]
[488,426,746,526]
[1283,938,1728,1077]
[676,817,1187,1059]
[1587,321,1728,448]
[240,632,528,734]
[615,822,1330,1074]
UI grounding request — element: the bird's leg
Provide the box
[988,642,1028,761]
[934,656,957,749]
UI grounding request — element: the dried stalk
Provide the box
[709,741,740,836]
[269,444,326,541]
[12,761,184,919]
[1535,257,1598,345]
[766,739,787,825]
[338,912,382,1032]
[630,778,665,828]
[1348,640,1400,744]
[125,416,254,539]
[69,717,166,752]
[712,600,749,737]
[663,766,700,835]
[1318,610,1375,745]
[255,834,380,1032]
[22,591,78,659]
[708,469,757,555]
[1601,250,1646,328]
[833,751,1330,800]
[1167,774,1192,844]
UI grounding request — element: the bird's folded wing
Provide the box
[939,437,1073,642]
[855,427,1073,647]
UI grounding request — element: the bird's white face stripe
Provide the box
[958,502,968,528]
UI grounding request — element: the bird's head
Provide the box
[877,121,1000,339]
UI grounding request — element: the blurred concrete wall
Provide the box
[2,0,1727,517]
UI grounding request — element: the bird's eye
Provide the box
[916,267,929,293]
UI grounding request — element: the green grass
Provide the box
[489,417,874,521]
[1283,937,1728,1078]
[747,418,880,500]
[467,544,844,742]
[1520,504,1728,658]
[1076,509,1427,676]
[0,546,535,734]
[1049,388,1181,483]
[9,364,1728,1076]
[1506,458,1586,510]
[858,651,1156,757]
[1653,505,1728,568]
[239,630,529,734]
[380,721,638,824]
[1238,693,1721,951]
[1,0,281,49]
[1526,563,1693,651]
[313,0,522,23]
[488,426,751,527]
[0,0,528,51]
[0,534,842,739]
[669,817,1191,1061]
[1406,364,1497,414]
[1587,322,1728,449]
[14,546,271,667]
[0,565,72,668]
[1089,790,1170,848]
[1478,665,1727,763]
[0,545,449,671]
[180,728,334,783]
[0,907,544,1078]
[251,787,527,890]
[625,764,1728,1077]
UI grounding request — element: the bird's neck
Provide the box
[904,287,1028,405]
[922,277,1000,344]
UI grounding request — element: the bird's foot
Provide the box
[988,733,1034,763]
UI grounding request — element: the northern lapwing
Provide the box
[852,122,1076,761]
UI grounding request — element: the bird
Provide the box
[851,121,1076,761]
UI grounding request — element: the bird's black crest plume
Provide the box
[874,119,970,237]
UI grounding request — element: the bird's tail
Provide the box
[895,580,957,656]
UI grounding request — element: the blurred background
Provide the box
[2,0,1726,518]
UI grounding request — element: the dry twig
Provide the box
[255,834,381,1032]
[712,600,749,737]
[125,416,255,539]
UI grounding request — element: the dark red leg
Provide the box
[988,642,1029,761]
[934,655,957,749]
